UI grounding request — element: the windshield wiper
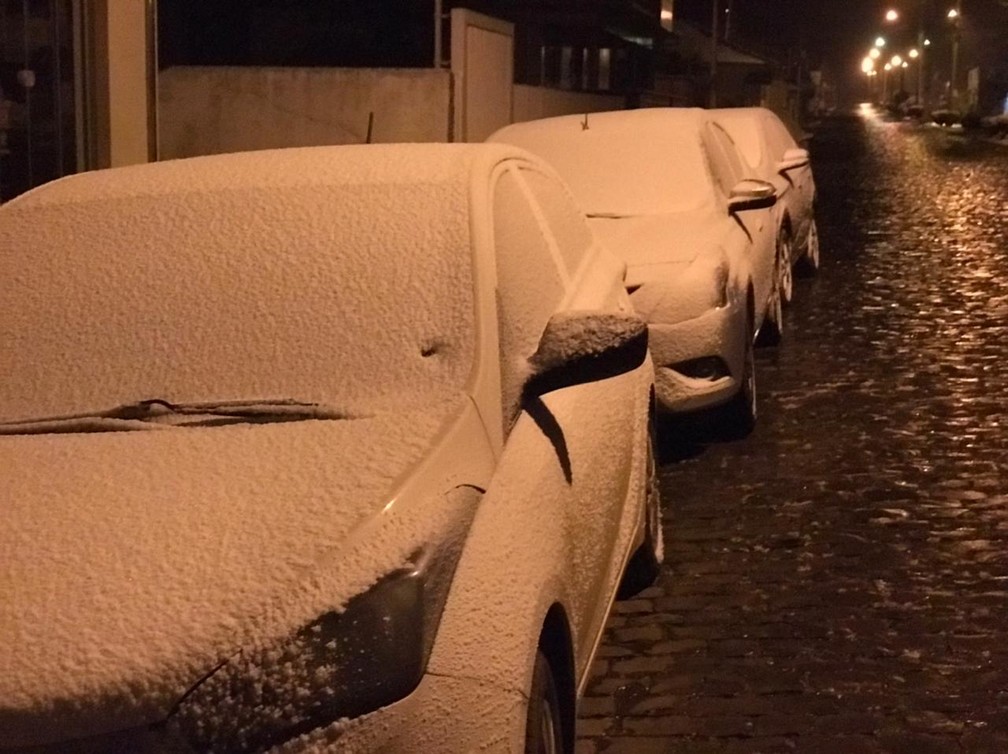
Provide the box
[0,399,358,435]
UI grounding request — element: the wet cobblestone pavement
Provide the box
[577,111,1008,753]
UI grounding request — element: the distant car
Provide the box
[713,107,820,295]
[0,144,660,753]
[931,109,961,127]
[491,108,781,433]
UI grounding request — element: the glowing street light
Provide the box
[891,54,903,67]
[947,8,959,19]
[886,9,899,21]
[876,36,887,48]
[901,61,909,68]
[862,57,876,74]
[909,48,919,59]
[924,38,931,46]
[884,62,893,71]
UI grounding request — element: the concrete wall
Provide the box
[158,66,452,160]
[512,85,623,123]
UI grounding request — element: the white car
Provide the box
[0,144,660,753]
[490,108,781,433]
[712,107,820,299]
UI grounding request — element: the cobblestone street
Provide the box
[578,111,1008,753]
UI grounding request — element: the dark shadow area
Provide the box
[525,396,572,484]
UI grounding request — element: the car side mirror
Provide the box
[727,179,776,214]
[523,310,648,400]
[776,147,810,174]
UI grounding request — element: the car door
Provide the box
[767,115,813,242]
[703,121,776,323]
[489,163,643,676]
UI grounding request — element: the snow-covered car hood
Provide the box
[0,397,469,746]
[588,209,726,281]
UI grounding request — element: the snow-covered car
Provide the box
[490,108,781,432]
[712,107,820,294]
[0,144,660,753]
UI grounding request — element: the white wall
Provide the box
[512,85,623,123]
[158,66,452,160]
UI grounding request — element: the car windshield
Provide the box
[500,116,714,217]
[1,177,475,424]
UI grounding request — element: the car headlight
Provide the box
[170,488,480,753]
[627,256,730,324]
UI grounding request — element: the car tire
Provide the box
[525,649,566,754]
[617,424,663,599]
[777,225,794,304]
[795,219,820,277]
[721,316,757,438]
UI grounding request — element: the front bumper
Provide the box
[648,300,747,414]
[274,672,525,753]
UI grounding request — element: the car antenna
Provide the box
[581,113,590,131]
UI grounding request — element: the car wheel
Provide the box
[777,225,794,304]
[796,219,820,277]
[617,423,663,599]
[721,315,757,438]
[525,650,565,754]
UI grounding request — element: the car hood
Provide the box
[0,396,470,746]
[588,208,726,276]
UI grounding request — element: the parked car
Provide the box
[0,143,660,753]
[490,108,780,433]
[712,107,820,294]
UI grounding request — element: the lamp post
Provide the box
[948,2,963,110]
[883,3,927,107]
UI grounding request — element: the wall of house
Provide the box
[158,66,452,159]
[512,84,623,123]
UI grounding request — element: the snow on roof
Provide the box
[1,144,521,423]
[490,108,714,217]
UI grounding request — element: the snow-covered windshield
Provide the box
[1,179,475,423]
[496,113,714,217]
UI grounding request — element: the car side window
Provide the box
[767,117,797,159]
[518,168,593,279]
[702,122,745,197]
[492,168,567,430]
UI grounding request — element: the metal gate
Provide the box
[0,0,77,201]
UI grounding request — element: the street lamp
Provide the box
[886,9,899,21]
[876,36,887,48]
[870,47,881,59]
[909,48,919,59]
[891,54,903,67]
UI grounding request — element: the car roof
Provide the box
[7,142,532,210]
